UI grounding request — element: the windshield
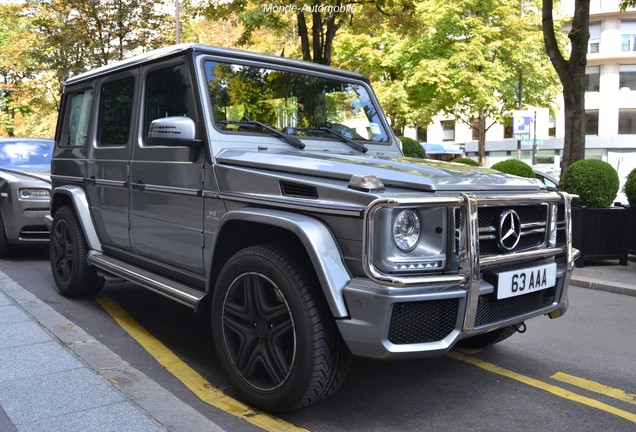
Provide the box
[204,61,390,144]
[0,139,53,170]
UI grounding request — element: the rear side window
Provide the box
[98,76,135,146]
[144,64,197,138]
[60,89,93,147]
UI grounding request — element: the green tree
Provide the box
[542,0,589,178]
[398,0,559,164]
[198,1,415,65]
[25,0,174,104]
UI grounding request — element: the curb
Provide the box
[569,277,636,297]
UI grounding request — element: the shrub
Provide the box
[623,167,636,207]
[451,157,480,166]
[491,159,534,178]
[398,136,427,159]
[562,159,619,208]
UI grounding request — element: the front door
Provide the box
[129,60,205,275]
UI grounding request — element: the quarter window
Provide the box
[60,89,93,147]
[98,76,135,146]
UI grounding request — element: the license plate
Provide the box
[496,263,556,299]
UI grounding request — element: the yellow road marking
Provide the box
[551,372,636,406]
[447,350,636,424]
[95,295,308,432]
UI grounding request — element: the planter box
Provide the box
[571,206,628,268]
[629,207,636,256]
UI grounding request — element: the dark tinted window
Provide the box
[98,76,135,146]
[60,89,93,147]
[144,64,196,138]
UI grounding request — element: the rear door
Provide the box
[86,72,136,250]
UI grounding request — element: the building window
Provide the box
[441,120,455,141]
[585,110,599,136]
[585,66,600,92]
[619,109,636,134]
[504,123,513,139]
[416,125,427,142]
[589,21,601,53]
[619,64,636,90]
[621,20,636,51]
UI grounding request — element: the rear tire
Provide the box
[0,212,11,257]
[50,206,104,296]
[212,244,351,413]
[456,325,518,349]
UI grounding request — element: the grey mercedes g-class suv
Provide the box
[48,44,579,412]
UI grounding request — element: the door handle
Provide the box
[131,181,145,191]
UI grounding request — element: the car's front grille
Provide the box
[388,299,459,344]
[477,204,549,256]
[474,287,556,327]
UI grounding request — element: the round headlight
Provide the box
[393,209,421,251]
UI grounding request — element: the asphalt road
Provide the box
[2,247,635,432]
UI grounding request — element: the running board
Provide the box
[88,251,207,311]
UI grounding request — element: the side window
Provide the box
[60,89,93,147]
[144,64,197,139]
[98,76,135,146]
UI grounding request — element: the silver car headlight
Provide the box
[18,188,50,200]
[369,206,448,275]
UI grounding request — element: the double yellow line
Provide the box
[97,294,635,430]
[448,350,636,423]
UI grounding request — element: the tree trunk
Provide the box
[542,0,589,179]
[297,12,312,62]
[478,108,487,164]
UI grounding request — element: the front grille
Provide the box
[474,287,556,327]
[477,204,549,256]
[388,299,459,344]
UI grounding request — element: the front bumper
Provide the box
[337,192,579,359]
[337,260,571,359]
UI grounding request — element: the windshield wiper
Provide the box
[218,120,305,150]
[296,127,368,153]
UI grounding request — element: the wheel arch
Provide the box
[208,208,352,318]
[50,186,102,252]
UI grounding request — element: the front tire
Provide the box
[50,206,104,297]
[212,244,351,413]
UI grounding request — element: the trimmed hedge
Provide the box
[398,136,427,159]
[623,167,636,207]
[562,159,619,208]
[451,157,480,166]
[491,159,535,178]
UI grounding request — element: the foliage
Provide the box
[623,168,636,207]
[398,136,426,158]
[562,159,619,208]
[491,160,535,178]
[451,157,480,166]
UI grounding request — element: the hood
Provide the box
[0,166,51,184]
[216,150,544,192]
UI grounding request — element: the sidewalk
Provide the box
[0,271,224,432]
[570,255,636,297]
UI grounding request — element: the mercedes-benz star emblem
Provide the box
[498,209,521,251]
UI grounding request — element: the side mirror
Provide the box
[147,117,202,148]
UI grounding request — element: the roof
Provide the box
[64,44,370,86]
